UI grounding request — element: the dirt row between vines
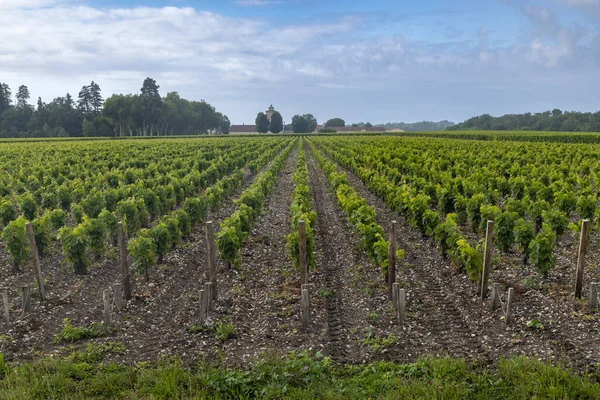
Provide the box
[310,139,600,370]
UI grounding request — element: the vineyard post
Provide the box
[114,283,123,312]
[398,288,406,325]
[387,220,397,299]
[206,222,217,301]
[480,220,494,299]
[574,219,590,299]
[25,222,46,301]
[21,286,31,316]
[205,282,214,312]
[505,288,514,326]
[298,220,308,285]
[301,288,310,327]
[103,289,111,325]
[392,282,400,317]
[589,282,598,311]
[117,222,132,301]
[1,288,9,323]
[490,283,500,311]
[199,289,206,324]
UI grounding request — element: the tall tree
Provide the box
[139,77,163,136]
[77,84,92,114]
[0,83,12,115]
[255,112,269,133]
[268,111,283,133]
[291,114,317,133]
[325,118,345,128]
[89,81,103,115]
[16,85,30,108]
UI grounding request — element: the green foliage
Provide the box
[58,225,89,274]
[149,223,170,263]
[81,217,107,258]
[514,218,534,264]
[324,117,345,128]
[268,111,283,133]
[183,197,207,224]
[53,318,106,343]
[542,208,568,241]
[98,209,117,244]
[70,203,85,224]
[214,321,237,342]
[529,223,555,279]
[1,216,29,270]
[287,146,316,271]
[45,208,67,230]
[292,114,318,133]
[81,190,106,218]
[467,194,484,233]
[576,195,596,221]
[0,200,18,226]
[18,193,37,220]
[31,216,51,256]
[450,239,482,282]
[255,112,269,133]
[172,210,191,240]
[422,209,440,237]
[128,229,156,280]
[494,211,517,253]
[479,204,500,234]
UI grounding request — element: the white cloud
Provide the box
[0,1,599,124]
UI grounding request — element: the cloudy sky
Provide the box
[1,0,599,125]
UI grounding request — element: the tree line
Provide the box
[0,78,231,138]
[448,109,600,132]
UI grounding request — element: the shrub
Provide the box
[18,193,37,220]
[495,211,517,253]
[529,223,555,280]
[71,203,85,224]
[82,217,107,259]
[82,190,106,218]
[149,223,170,263]
[0,200,18,227]
[32,216,51,257]
[514,218,534,265]
[2,216,29,271]
[467,194,484,233]
[98,209,118,244]
[45,208,67,230]
[128,230,156,281]
[58,225,89,274]
[542,209,568,243]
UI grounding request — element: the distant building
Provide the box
[266,105,276,122]
[230,105,280,134]
[229,124,257,134]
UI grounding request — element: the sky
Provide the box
[1,0,599,125]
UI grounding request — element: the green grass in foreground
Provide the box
[0,350,599,399]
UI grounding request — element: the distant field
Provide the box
[390,129,600,143]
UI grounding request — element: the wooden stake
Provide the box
[480,220,494,299]
[103,289,112,325]
[21,286,31,316]
[205,282,213,312]
[490,283,500,311]
[387,221,397,299]
[1,288,9,323]
[505,288,514,326]
[589,282,598,311]
[113,283,123,312]
[301,288,310,327]
[398,288,406,325]
[574,219,590,299]
[199,289,206,324]
[298,220,308,285]
[392,282,400,316]
[25,222,46,301]
[206,222,217,301]
[117,222,131,301]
